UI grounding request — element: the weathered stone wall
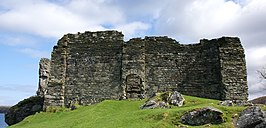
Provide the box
[139,37,247,101]
[42,30,248,108]
[63,31,123,106]
[144,37,222,99]
[44,31,124,107]
[217,37,248,101]
[43,35,67,107]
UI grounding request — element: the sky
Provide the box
[0,0,266,106]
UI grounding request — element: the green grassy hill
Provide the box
[9,95,247,128]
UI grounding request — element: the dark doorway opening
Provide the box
[126,74,143,98]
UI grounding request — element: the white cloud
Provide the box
[249,80,266,100]
[0,34,37,47]
[154,0,241,40]
[246,47,266,68]
[66,0,124,24]
[0,32,54,49]
[115,22,151,40]
[0,0,120,38]
[1,0,266,103]
[0,0,152,40]
[115,0,164,21]
[19,48,50,58]
[0,0,92,38]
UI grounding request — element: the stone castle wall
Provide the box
[41,30,248,108]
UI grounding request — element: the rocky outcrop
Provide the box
[5,96,44,125]
[37,58,50,97]
[140,91,185,109]
[181,106,224,126]
[236,106,266,128]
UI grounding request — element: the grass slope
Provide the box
[10,95,247,128]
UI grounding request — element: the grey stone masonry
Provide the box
[41,30,248,109]
[37,58,50,97]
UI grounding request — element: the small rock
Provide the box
[219,100,233,106]
[181,106,224,126]
[70,105,77,110]
[140,100,168,109]
[236,106,266,128]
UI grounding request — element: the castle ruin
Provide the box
[37,30,248,108]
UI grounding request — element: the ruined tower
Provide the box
[39,30,248,108]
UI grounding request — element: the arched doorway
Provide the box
[126,74,143,98]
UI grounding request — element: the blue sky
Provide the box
[0,0,266,106]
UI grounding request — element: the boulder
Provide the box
[140,91,185,109]
[236,106,266,128]
[168,91,185,107]
[5,96,44,125]
[255,121,266,128]
[181,106,224,126]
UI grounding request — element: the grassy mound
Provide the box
[10,95,247,128]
